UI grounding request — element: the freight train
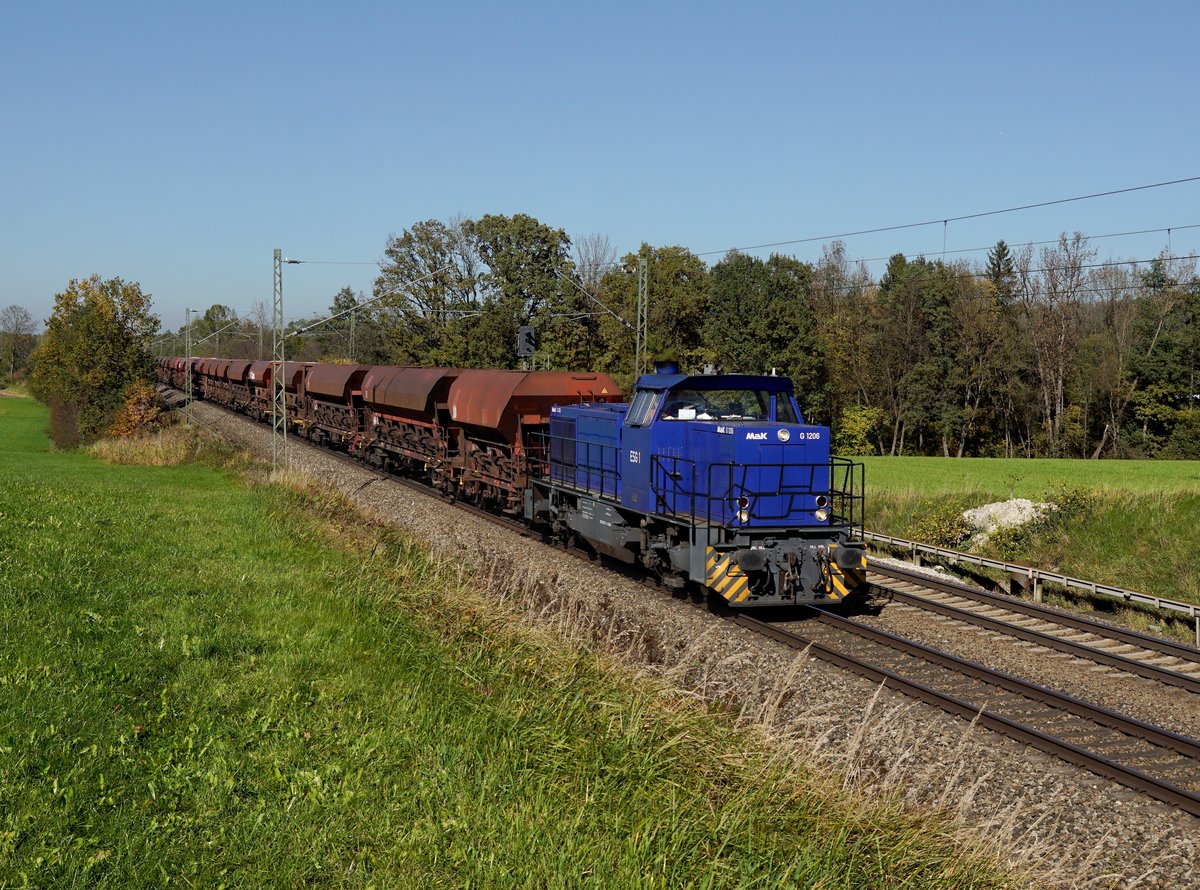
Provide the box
[157,356,867,607]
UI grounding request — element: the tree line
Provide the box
[154,212,1198,460]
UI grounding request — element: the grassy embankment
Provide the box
[861,455,1200,606]
[0,395,1014,887]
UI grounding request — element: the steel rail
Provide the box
[740,610,1200,817]
[861,530,1200,639]
[808,610,1200,758]
[871,560,1200,664]
[866,568,1200,695]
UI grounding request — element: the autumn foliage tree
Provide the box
[31,275,159,447]
[362,212,1197,459]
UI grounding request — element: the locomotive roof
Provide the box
[634,372,795,392]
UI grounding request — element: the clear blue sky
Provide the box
[3,1,1198,333]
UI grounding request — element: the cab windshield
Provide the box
[659,388,782,422]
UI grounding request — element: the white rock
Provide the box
[962,498,1055,547]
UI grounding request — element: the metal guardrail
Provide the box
[861,529,1200,645]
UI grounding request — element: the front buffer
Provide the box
[703,537,867,606]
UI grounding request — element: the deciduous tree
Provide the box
[31,275,158,446]
[596,244,712,387]
[374,217,483,365]
[706,252,827,419]
[465,213,583,370]
[1015,233,1096,454]
[1,304,37,379]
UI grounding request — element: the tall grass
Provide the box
[0,396,1022,888]
[272,461,1099,888]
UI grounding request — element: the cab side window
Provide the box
[775,396,799,424]
[625,390,659,426]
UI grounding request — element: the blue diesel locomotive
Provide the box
[528,364,867,607]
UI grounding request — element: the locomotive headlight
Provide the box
[815,508,829,522]
[738,510,749,522]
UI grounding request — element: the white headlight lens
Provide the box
[815,508,829,522]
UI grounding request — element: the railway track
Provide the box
[344,449,1200,817]
[738,608,1200,817]
[189,396,1200,818]
[868,562,1200,695]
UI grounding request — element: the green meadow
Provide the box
[860,455,1200,605]
[0,395,1011,888]
[861,455,1200,498]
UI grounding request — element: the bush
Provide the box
[982,484,1095,562]
[46,396,81,449]
[30,274,157,447]
[1045,483,1094,521]
[1161,409,1200,459]
[834,405,885,456]
[984,524,1033,561]
[908,501,973,549]
[107,380,166,438]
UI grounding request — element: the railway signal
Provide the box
[516,325,535,358]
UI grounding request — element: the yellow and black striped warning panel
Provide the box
[829,545,868,600]
[706,547,751,603]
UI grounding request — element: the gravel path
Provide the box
[190,402,1200,889]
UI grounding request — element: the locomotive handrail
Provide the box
[706,461,824,524]
[644,456,863,534]
[711,462,817,522]
[861,529,1200,644]
[532,426,865,541]
[534,431,622,501]
[650,453,697,520]
[829,457,866,533]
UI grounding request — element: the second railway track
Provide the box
[741,608,1200,817]
[867,561,1200,695]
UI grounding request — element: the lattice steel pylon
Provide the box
[184,308,193,424]
[634,257,648,378]
[271,248,288,471]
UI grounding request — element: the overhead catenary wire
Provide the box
[283,259,379,265]
[693,174,1200,258]
[271,177,1200,286]
[289,263,454,337]
[574,220,1200,276]
[192,315,245,346]
[810,252,1200,300]
[216,248,1200,343]
[859,223,1200,266]
[158,175,1200,347]
[271,177,1200,308]
[570,232,1198,300]
[162,264,453,348]
[555,270,634,329]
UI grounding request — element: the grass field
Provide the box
[0,396,1013,887]
[860,455,1200,607]
[860,455,1200,497]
